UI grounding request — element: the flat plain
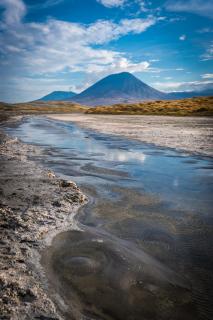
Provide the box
[48,114,213,156]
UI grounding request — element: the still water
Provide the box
[5,116,213,320]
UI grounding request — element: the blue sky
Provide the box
[0,0,212,102]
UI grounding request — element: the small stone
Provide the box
[52,200,61,207]
[59,179,76,188]
[47,171,55,178]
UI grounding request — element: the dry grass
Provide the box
[86,96,213,116]
[1,97,213,119]
[0,101,88,121]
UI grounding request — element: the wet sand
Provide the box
[48,114,213,156]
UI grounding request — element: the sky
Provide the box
[0,0,212,102]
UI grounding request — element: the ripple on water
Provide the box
[43,230,199,320]
[63,256,102,276]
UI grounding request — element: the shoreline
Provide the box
[0,125,87,319]
[1,114,213,319]
[47,114,213,157]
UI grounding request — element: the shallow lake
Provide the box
[5,116,213,320]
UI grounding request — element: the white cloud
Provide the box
[29,0,65,10]
[201,74,213,79]
[137,1,149,12]
[0,0,26,25]
[97,0,125,8]
[118,17,157,34]
[85,17,157,44]
[153,80,213,92]
[165,0,213,19]
[169,17,185,22]
[201,43,213,60]
[97,0,152,13]
[85,57,150,74]
[0,17,155,74]
[179,34,186,41]
[197,27,213,33]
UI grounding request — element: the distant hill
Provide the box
[37,91,76,101]
[70,72,167,106]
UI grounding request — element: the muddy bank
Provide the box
[0,129,86,319]
[48,114,213,157]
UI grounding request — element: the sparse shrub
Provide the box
[85,97,213,116]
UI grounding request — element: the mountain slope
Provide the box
[71,72,167,106]
[37,91,76,101]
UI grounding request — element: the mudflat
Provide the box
[48,114,213,156]
[4,116,213,320]
[0,129,86,319]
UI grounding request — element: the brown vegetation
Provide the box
[86,96,213,116]
[1,97,213,119]
[0,101,87,119]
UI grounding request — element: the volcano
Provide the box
[71,72,167,106]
